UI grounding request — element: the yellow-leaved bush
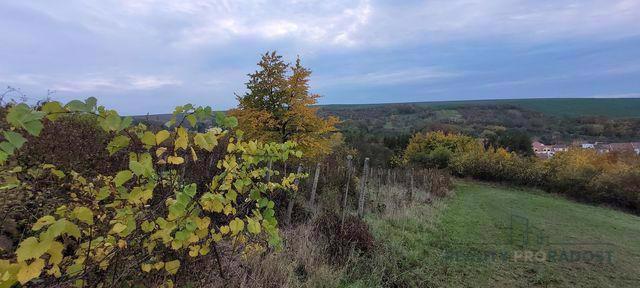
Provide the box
[0,98,304,287]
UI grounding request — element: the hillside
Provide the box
[351,181,640,287]
[321,98,640,118]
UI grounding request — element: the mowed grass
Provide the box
[346,181,640,287]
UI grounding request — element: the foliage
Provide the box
[483,128,533,156]
[403,131,476,169]
[229,51,339,161]
[405,131,640,213]
[313,212,375,263]
[0,98,305,287]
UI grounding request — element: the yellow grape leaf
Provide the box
[47,241,64,265]
[155,130,170,145]
[156,147,167,157]
[247,218,261,234]
[167,156,184,165]
[174,127,188,151]
[229,218,244,235]
[47,265,62,277]
[188,245,199,257]
[190,147,198,161]
[219,226,230,235]
[164,260,180,275]
[16,258,45,284]
[16,237,49,262]
[223,204,235,215]
[110,223,127,234]
[141,264,152,273]
[153,262,165,270]
[71,206,93,225]
[32,215,55,231]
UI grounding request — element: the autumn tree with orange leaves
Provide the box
[229,51,339,160]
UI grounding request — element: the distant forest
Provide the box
[318,98,640,167]
[136,98,640,167]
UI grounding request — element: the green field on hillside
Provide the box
[347,181,640,287]
[322,98,640,118]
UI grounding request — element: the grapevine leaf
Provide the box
[41,101,66,120]
[107,135,130,155]
[175,127,188,150]
[229,218,244,235]
[16,258,45,284]
[167,156,184,165]
[3,131,26,150]
[129,161,145,176]
[186,114,197,127]
[114,170,133,187]
[32,215,56,231]
[16,237,48,262]
[247,218,261,234]
[71,207,94,225]
[64,100,88,112]
[110,223,127,234]
[0,142,15,155]
[6,104,45,136]
[47,241,64,265]
[165,260,180,275]
[140,131,156,147]
[155,130,170,145]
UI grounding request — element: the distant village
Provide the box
[532,141,640,158]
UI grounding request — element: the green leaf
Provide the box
[84,97,97,111]
[15,237,49,262]
[64,100,88,112]
[42,219,81,240]
[96,186,110,201]
[6,104,45,136]
[224,116,238,128]
[128,187,152,205]
[110,223,127,234]
[0,142,15,155]
[114,170,133,187]
[3,131,26,150]
[107,135,130,155]
[186,114,197,127]
[102,113,122,131]
[140,131,156,146]
[41,101,66,120]
[71,207,93,225]
[32,215,56,231]
[129,160,145,176]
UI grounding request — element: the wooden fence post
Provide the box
[358,158,370,218]
[285,164,302,226]
[341,155,353,228]
[309,163,321,208]
[409,168,414,201]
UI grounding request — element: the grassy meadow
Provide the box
[340,181,640,287]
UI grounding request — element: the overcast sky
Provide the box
[1,0,639,114]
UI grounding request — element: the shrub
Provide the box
[313,211,375,263]
[0,99,306,287]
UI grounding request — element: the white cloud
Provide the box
[315,67,462,87]
[10,0,639,49]
[2,73,182,93]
